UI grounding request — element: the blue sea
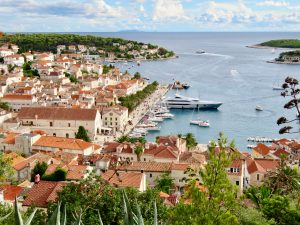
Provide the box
[87,32,300,151]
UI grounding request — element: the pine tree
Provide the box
[75,126,91,142]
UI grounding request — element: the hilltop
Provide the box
[0,33,175,61]
[250,39,300,49]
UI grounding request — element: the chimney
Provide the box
[35,174,40,184]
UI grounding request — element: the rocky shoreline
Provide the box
[246,44,300,51]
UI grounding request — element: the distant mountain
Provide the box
[118,29,144,33]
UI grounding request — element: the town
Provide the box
[0,41,299,224]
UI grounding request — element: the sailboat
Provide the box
[189,106,210,127]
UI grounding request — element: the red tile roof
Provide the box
[273,149,289,158]
[23,181,67,208]
[117,162,172,172]
[247,158,279,174]
[101,170,143,189]
[253,143,272,156]
[18,107,98,121]
[33,136,93,150]
[0,185,23,201]
[2,94,33,100]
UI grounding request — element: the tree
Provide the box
[49,174,167,224]
[75,126,91,142]
[155,173,174,194]
[133,72,141,80]
[134,145,144,162]
[0,153,13,181]
[277,76,300,134]
[42,167,67,181]
[261,195,300,225]
[245,185,271,209]
[185,133,197,150]
[168,133,239,225]
[265,156,300,195]
[0,101,9,111]
[31,162,48,181]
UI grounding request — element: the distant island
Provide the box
[0,33,175,61]
[249,39,300,49]
[248,39,300,64]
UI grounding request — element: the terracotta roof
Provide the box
[101,170,143,189]
[273,149,289,158]
[18,107,98,121]
[33,136,93,150]
[144,145,178,159]
[171,163,190,171]
[247,158,279,174]
[117,162,172,172]
[67,165,88,180]
[2,94,33,100]
[23,181,66,208]
[3,132,18,144]
[0,185,23,201]
[253,143,271,156]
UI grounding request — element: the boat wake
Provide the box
[178,52,232,58]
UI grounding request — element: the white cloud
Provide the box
[256,1,289,7]
[153,0,186,21]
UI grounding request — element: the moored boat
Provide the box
[162,94,222,109]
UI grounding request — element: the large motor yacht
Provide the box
[162,94,222,109]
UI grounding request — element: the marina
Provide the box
[108,32,300,150]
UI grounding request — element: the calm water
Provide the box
[87,32,300,151]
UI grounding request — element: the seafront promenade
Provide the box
[119,84,171,137]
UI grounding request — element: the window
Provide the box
[230,168,233,173]
[50,122,53,127]
[144,158,146,161]
[149,174,152,178]
[68,123,71,127]
[110,122,112,125]
[105,122,107,126]
[66,133,69,138]
[115,122,118,125]
[115,118,117,121]
[236,181,239,186]
[257,174,260,181]
[53,133,56,137]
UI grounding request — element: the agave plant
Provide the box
[14,196,37,225]
[47,202,67,225]
[122,191,158,225]
[0,210,12,222]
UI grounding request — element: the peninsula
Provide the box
[249,39,300,49]
[248,39,300,64]
[0,33,175,61]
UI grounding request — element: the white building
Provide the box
[18,107,103,140]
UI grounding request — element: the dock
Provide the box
[118,84,172,137]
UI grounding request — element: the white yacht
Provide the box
[256,105,263,111]
[148,116,164,122]
[156,113,174,119]
[190,119,210,127]
[162,94,222,109]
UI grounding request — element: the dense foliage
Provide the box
[42,167,67,181]
[0,34,174,60]
[48,175,167,225]
[75,126,91,142]
[168,133,239,224]
[119,81,158,112]
[0,152,13,181]
[278,50,300,60]
[31,161,48,181]
[116,135,146,144]
[22,61,39,77]
[155,173,175,194]
[260,39,300,48]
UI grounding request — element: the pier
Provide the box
[117,84,171,137]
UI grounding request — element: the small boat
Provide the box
[182,83,190,89]
[148,117,164,122]
[190,119,210,127]
[156,113,174,119]
[271,48,276,54]
[136,122,158,128]
[137,60,141,66]
[255,105,263,111]
[196,50,205,54]
[128,133,143,138]
[146,126,161,131]
[199,120,210,127]
[143,77,150,81]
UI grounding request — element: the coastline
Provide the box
[267,60,300,65]
[246,44,300,51]
[104,55,177,63]
[117,84,171,138]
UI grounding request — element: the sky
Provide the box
[1,0,300,32]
